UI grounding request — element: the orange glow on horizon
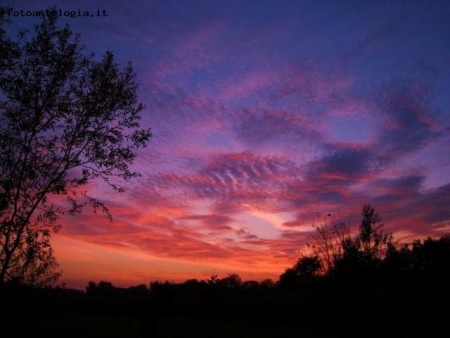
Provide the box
[52,235,288,290]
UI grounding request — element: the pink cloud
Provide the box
[218,70,280,101]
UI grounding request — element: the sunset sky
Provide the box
[5,0,450,290]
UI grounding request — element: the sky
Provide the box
[4,0,450,290]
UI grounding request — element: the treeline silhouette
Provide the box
[2,205,449,337]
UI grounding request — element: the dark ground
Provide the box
[2,284,447,338]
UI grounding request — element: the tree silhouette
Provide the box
[385,235,450,287]
[287,205,395,286]
[217,273,243,289]
[307,213,352,273]
[357,204,393,261]
[279,255,322,289]
[0,7,151,286]
[328,205,393,284]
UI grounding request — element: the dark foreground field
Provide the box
[2,283,448,338]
